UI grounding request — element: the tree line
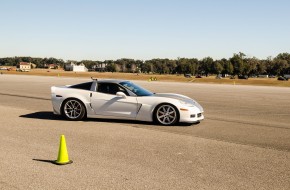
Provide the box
[1,52,290,76]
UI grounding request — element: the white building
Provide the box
[65,62,88,72]
[93,62,107,71]
[18,62,31,71]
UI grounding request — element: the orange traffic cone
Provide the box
[54,135,73,165]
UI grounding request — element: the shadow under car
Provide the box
[19,111,197,127]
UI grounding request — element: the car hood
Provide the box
[153,93,204,112]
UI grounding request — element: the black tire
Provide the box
[154,103,179,126]
[62,99,86,121]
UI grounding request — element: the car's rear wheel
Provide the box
[62,99,86,121]
[154,104,179,125]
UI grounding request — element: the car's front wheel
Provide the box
[62,99,86,121]
[154,104,179,125]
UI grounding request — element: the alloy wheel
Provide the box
[64,100,82,119]
[156,104,177,125]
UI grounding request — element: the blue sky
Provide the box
[0,0,289,61]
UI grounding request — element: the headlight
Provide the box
[179,100,195,107]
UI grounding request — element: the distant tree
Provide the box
[149,59,169,74]
[212,61,223,74]
[272,59,288,75]
[176,58,189,74]
[199,57,213,76]
[31,58,43,68]
[105,61,116,72]
[275,53,290,74]
[115,58,135,72]
[15,57,23,66]
[141,61,153,73]
[164,59,176,74]
[80,60,96,69]
[275,53,290,64]
[263,56,274,75]
[1,52,290,75]
[244,57,259,75]
[219,58,233,75]
[257,60,267,75]
[0,57,16,66]
[134,60,143,73]
[189,58,199,75]
[230,52,245,75]
[21,57,32,63]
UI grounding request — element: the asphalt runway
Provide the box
[0,74,289,190]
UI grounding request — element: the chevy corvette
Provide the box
[51,79,204,125]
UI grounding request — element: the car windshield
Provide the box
[120,81,153,96]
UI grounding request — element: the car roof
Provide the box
[96,79,129,84]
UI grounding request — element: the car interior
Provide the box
[97,83,129,95]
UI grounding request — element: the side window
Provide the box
[97,83,129,95]
[70,82,93,90]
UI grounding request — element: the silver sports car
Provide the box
[51,79,204,125]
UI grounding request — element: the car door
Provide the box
[90,82,138,119]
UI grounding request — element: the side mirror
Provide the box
[116,92,126,98]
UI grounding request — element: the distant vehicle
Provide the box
[238,75,248,79]
[230,75,236,79]
[184,74,192,78]
[0,67,7,70]
[216,74,222,79]
[284,75,290,79]
[269,75,276,78]
[195,75,202,78]
[51,79,204,125]
[258,75,268,78]
[277,76,288,81]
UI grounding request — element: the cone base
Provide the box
[54,160,73,165]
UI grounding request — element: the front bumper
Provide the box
[179,106,204,123]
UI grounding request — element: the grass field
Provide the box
[1,68,290,87]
